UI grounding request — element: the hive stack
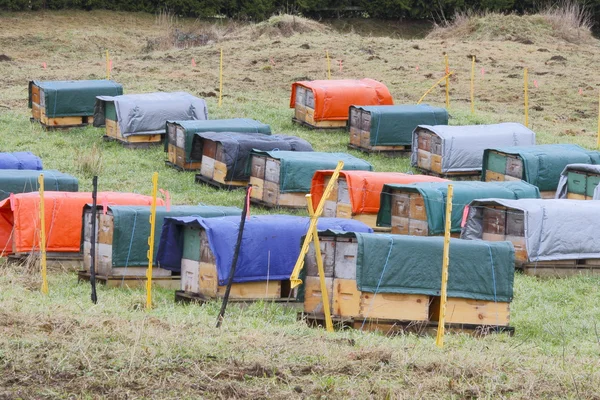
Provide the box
[555,164,600,200]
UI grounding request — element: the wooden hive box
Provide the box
[196,137,248,189]
[292,84,346,129]
[562,166,600,200]
[179,225,292,300]
[103,100,163,147]
[166,122,202,171]
[29,80,122,129]
[249,155,306,208]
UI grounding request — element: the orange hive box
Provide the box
[0,191,165,255]
[290,79,393,122]
[311,170,449,215]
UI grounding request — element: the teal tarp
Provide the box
[248,151,373,193]
[0,170,78,200]
[482,144,600,192]
[354,233,514,302]
[165,118,272,160]
[29,80,123,117]
[377,181,540,234]
[355,104,448,146]
[88,205,241,268]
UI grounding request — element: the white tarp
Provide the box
[555,163,600,200]
[94,92,208,136]
[411,123,536,173]
[462,198,600,262]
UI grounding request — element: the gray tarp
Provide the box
[411,123,536,173]
[462,198,600,262]
[555,163,600,199]
[94,92,208,136]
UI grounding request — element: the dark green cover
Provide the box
[355,233,515,302]
[107,205,241,267]
[0,170,78,200]
[249,151,373,193]
[482,144,600,192]
[356,104,448,146]
[377,181,540,234]
[165,118,272,160]
[29,80,123,117]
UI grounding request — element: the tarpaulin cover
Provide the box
[290,79,394,121]
[29,80,123,117]
[377,181,541,234]
[85,205,241,268]
[0,152,42,170]
[93,92,208,136]
[555,163,600,199]
[462,199,600,262]
[354,104,448,146]
[165,118,272,160]
[0,192,164,254]
[351,232,514,302]
[0,170,78,201]
[310,170,449,214]
[482,144,600,192]
[156,215,373,283]
[195,132,313,181]
[411,123,536,173]
[248,150,373,193]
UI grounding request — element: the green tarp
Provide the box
[355,104,448,146]
[165,119,272,161]
[93,205,241,268]
[0,170,78,200]
[482,144,600,192]
[354,233,514,302]
[29,80,123,117]
[377,181,540,234]
[249,151,373,193]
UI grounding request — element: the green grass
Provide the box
[1,10,600,398]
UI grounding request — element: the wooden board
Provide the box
[430,296,510,326]
[303,276,334,314]
[103,135,163,149]
[415,167,480,180]
[567,193,587,200]
[485,171,506,182]
[165,144,201,171]
[347,143,410,156]
[409,193,427,220]
[333,278,361,317]
[540,191,556,199]
[358,292,429,321]
[105,119,162,145]
[522,263,600,278]
[176,290,300,307]
[77,271,180,290]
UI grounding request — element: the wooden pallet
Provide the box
[292,117,346,130]
[195,174,247,190]
[415,167,481,181]
[521,261,600,278]
[30,116,91,130]
[347,143,410,156]
[8,252,83,270]
[77,271,180,289]
[175,290,300,307]
[103,135,163,149]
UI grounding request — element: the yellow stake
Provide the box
[218,48,223,107]
[326,50,331,80]
[145,172,159,310]
[470,56,475,114]
[524,68,529,128]
[417,72,454,105]
[445,55,450,108]
[106,50,110,80]
[597,90,600,148]
[436,184,453,348]
[38,174,48,295]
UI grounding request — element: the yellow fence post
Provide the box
[290,161,344,332]
[38,174,48,295]
[597,90,600,148]
[524,68,529,128]
[417,72,454,105]
[326,50,331,80]
[436,184,453,348]
[145,172,159,310]
[445,54,450,108]
[106,50,110,80]
[218,48,223,107]
[470,56,475,114]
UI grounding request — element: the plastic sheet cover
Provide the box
[0,152,43,170]
[0,170,78,201]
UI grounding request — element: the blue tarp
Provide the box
[156,215,373,284]
[0,152,42,170]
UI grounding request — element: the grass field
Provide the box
[1,10,600,399]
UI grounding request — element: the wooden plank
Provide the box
[303,107,347,128]
[485,171,506,182]
[181,258,200,293]
[199,261,218,297]
[430,154,443,174]
[351,213,378,229]
[106,119,119,138]
[522,264,600,278]
[278,192,307,208]
[430,296,510,326]
[333,238,358,280]
[359,292,429,321]
[303,276,334,314]
[416,149,431,170]
[98,213,114,245]
[567,193,586,200]
[216,280,282,299]
[333,278,361,317]
[391,216,409,235]
[540,191,556,199]
[77,271,179,290]
[249,177,264,200]
[482,232,505,242]
[409,193,427,220]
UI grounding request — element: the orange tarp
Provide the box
[0,191,164,254]
[290,79,393,121]
[311,170,449,214]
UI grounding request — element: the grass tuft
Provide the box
[75,143,103,178]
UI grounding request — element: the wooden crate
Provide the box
[249,155,306,209]
[484,151,525,182]
[104,118,162,148]
[195,139,247,189]
[430,296,510,326]
[388,189,433,236]
[30,84,93,129]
